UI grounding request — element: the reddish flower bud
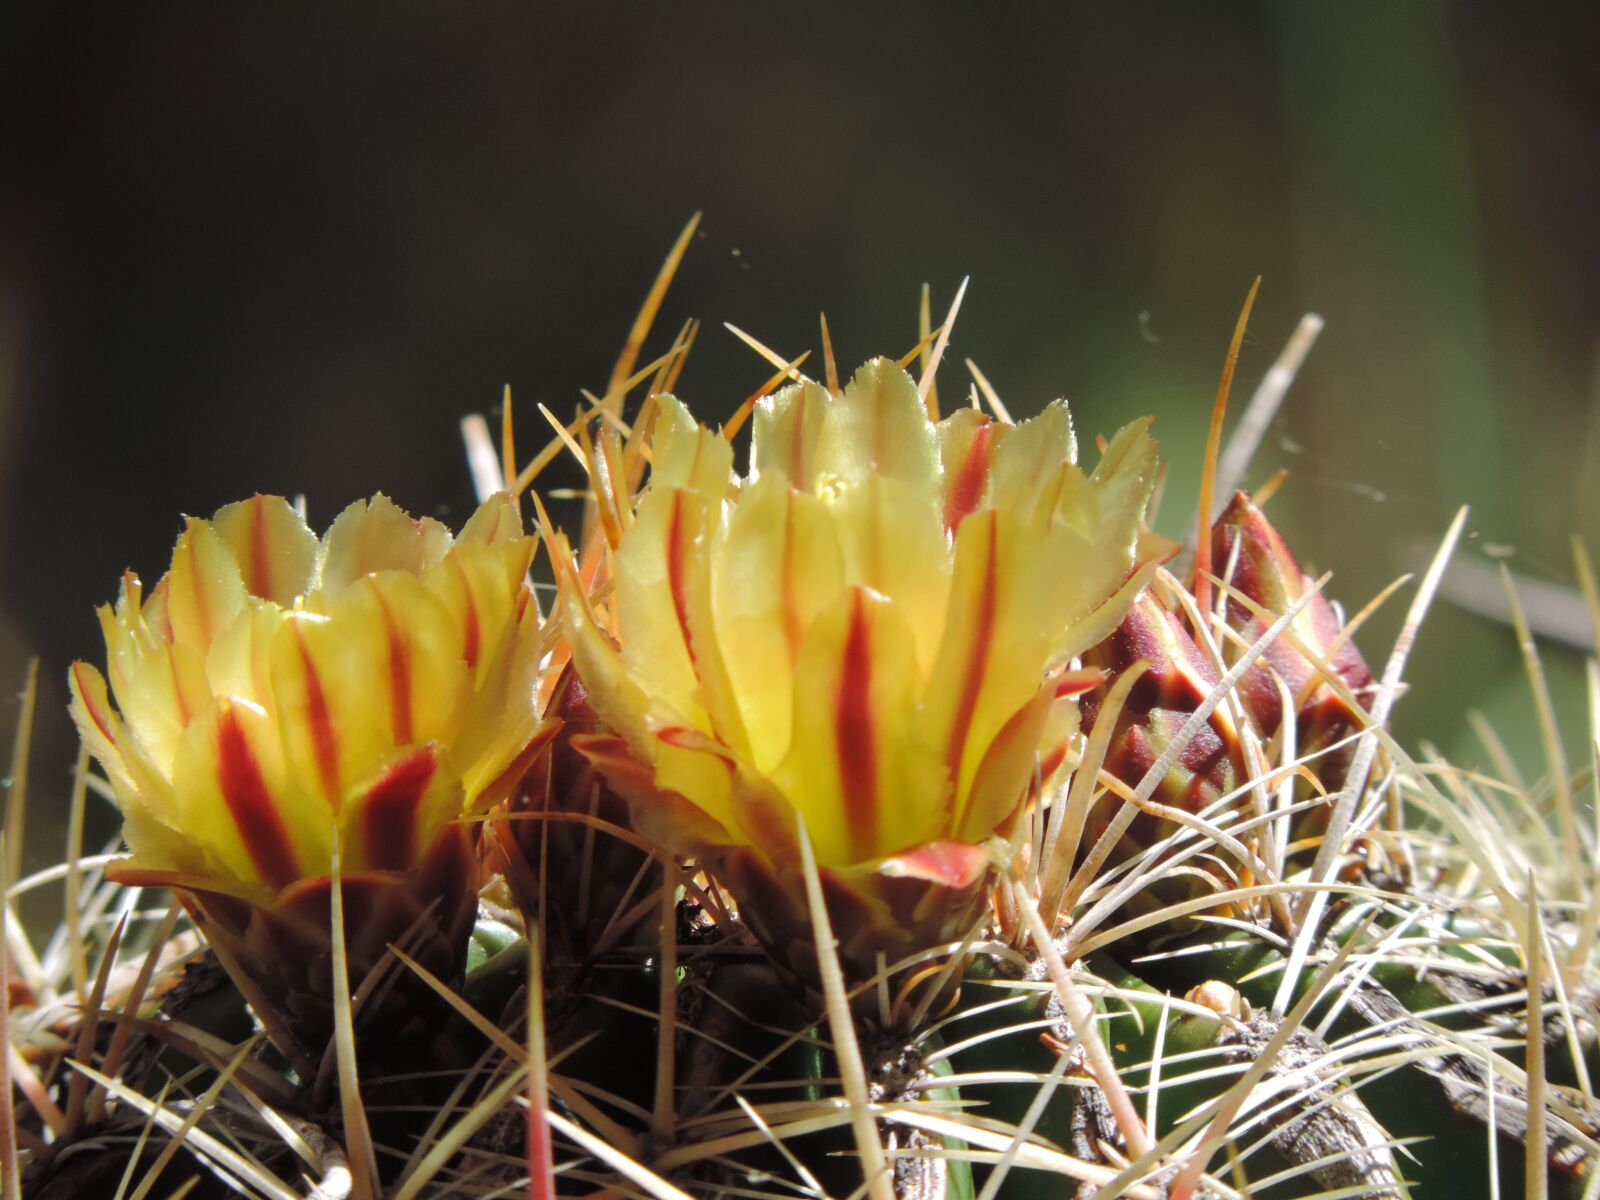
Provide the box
[1211,492,1374,759]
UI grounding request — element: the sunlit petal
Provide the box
[751,378,828,489]
[814,359,940,490]
[166,517,248,651]
[770,587,947,864]
[317,493,452,595]
[211,494,318,606]
[711,474,844,771]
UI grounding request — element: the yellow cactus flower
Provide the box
[69,492,552,1045]
[564,359,1172,982]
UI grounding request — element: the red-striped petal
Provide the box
[215,703,299,890]
[360,746,437,871]
[834,590,879,861]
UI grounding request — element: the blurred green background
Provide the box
[0,5,1596,882]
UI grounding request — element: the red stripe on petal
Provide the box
[450,555,482,670]
[143,575,175,643]
[943,418,994,533]
[943,512,999,782]
[293,625,341,802]
[836,590,878,861]
[71,663,116,743]
[185,524,214,643]
[369,581,414,745]
[248,495,272,599]
[361,746,436,870]
[665,492,698,672]
[216,705,298,889]
[166,652,192,726]
[789,388,809,483]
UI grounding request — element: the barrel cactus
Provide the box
[5,228,1596,1200]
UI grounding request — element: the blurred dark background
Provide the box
[2,5,1597,877]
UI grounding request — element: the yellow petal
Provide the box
[814,359,940,491]
[170,698,329,891]
[564,576,658,751]
[751,379,829,490]
[922,506,1085,827]
[455,491,525,547]
[629,403,742,751]
[567,558,746,851]
[317,494,451,595]
[1057,528,1176,664]
[340,744,464,873]
[651,395,734,497]
[921,508,991,786]
[273,576,471,809]
[114,640,211,774]
[97,581,150,715]
[936,408,1005,532]
[137,575,174,643]
[68,661,131,792]
[572,731,739,853]
[211,495,318,605]
[925,422,1167,830]
[724,767,801,865]
[203,600,289,711]
[426,538,536,688]
[449,595,548,805]
[770,587,948,865]
[613,487,713,728]
[356,572,476,749]
[1080,418,1160,554]
[165,517,248,651]
[69,659,177,821]
[98,587,212,774]
[1050,421,1171,660]
[986,398,1077,520]
[954,684,1061,844]
[113,807,215,885]
[711,474,844,772]
[828,473,950,674]
[650,725,740,841]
